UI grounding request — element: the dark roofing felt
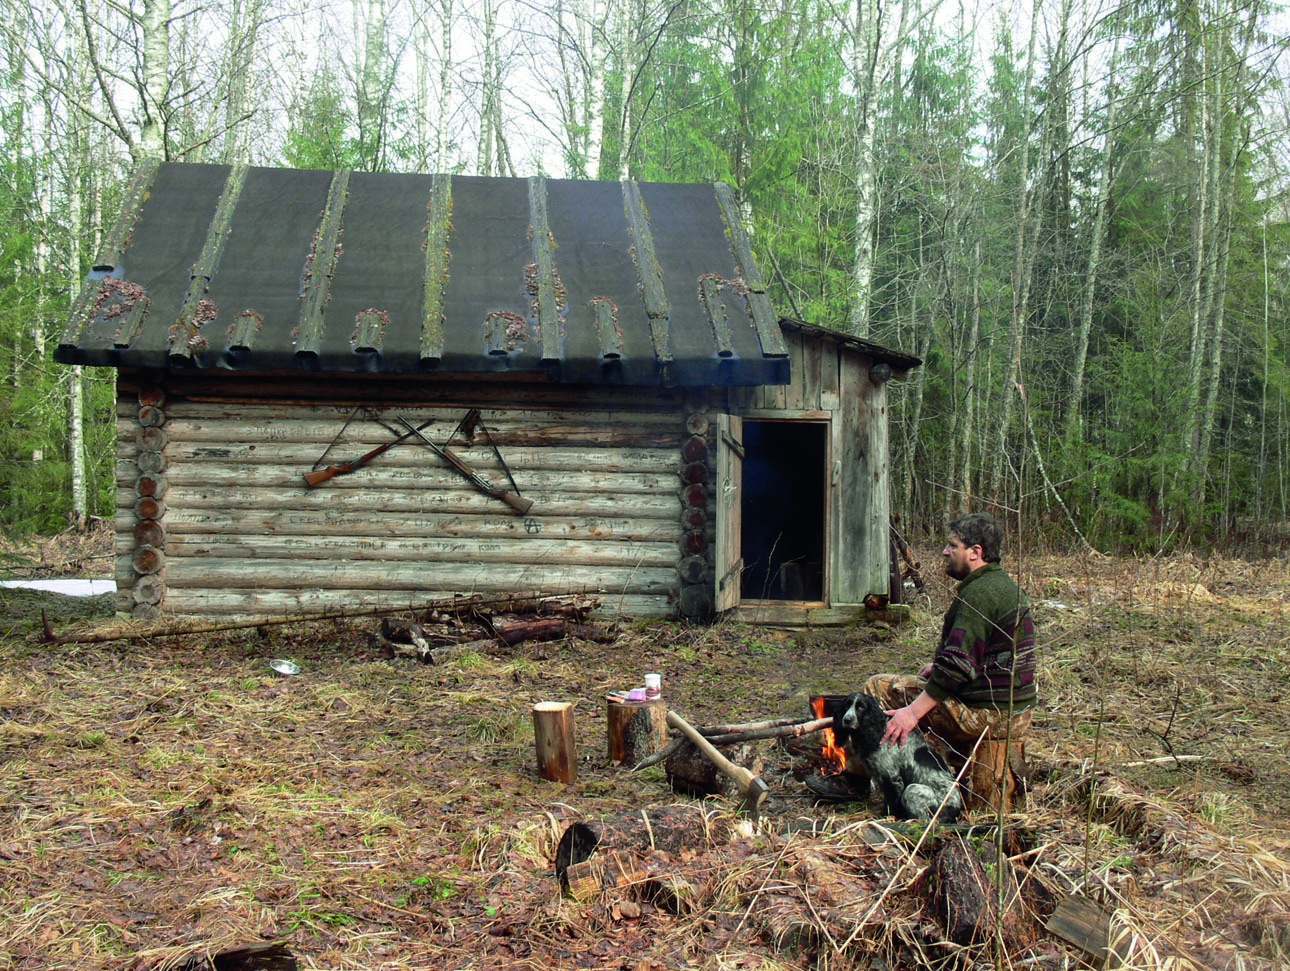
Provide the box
[54,161,800,386]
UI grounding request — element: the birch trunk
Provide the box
[139,0,170,159]
[437,0,455,169]
[846,0,880,337]
[357,0,388,170]
[612,0,631,180]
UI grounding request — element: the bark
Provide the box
[356,0,388,170]
[533,701,578,783]
[846,0,881,337]
[139,0,170,159]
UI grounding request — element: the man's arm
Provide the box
[882,689,938,746]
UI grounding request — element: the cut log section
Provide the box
[666,739,765,802]
[533,701,577,784]
[606,696,667,765]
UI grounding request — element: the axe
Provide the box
[666,709,770,821]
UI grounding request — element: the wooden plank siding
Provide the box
[726,327,892,618]
[114,372,708,620]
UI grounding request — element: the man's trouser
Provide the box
[860,673,1032,814]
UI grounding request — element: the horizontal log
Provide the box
[116,588,670,620]
[120,440,686,475]
[161,534,680,568]
[118,377,695,412]
[119,409,684,444]
[154,464,679,496]
[116,484,683,519]
[131,508,682,544]
[153,559,678,593]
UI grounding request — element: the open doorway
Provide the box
[739,420,827,601]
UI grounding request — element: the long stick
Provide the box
[632,716,833,771]
[697,717,833,746]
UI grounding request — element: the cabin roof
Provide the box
[54,161,803,387]
[779,318,922,372]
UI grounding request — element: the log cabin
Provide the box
[55,161,920,625]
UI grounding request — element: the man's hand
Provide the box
[882,706,920,747]
[917,662,934,679]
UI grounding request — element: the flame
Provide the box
[811,697,849,775]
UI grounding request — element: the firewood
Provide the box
[380,618,432,659]
[606,697,667,764]
[696,717,833,746]
[533,701,578,784]
[492,617,567,645]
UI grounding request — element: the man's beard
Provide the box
[945,561,970,581]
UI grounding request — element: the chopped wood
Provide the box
[1045,893,1112,964]
[533,701,578,784]
[606,697,667,765]
[492,617,567,645]
[912,836,1039,950]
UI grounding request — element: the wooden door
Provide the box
[715,414,744,611]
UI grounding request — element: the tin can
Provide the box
[644,673,662,699]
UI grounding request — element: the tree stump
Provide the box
[666,740,764,802]
[606,696,667,765]
[554,804,734,893]
[964,739,1024,814]
[533,702,577,784]
[913,836,1037,950]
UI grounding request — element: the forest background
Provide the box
[1,0,1287,555]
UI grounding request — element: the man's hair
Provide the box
[947,512,1004,563]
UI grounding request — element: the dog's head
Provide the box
[835,692,887,754]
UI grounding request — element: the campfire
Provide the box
[811,696,849,775]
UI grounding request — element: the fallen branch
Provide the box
[633,717,833,771]
[697,717,833,747]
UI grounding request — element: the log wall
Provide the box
[114,371,713,620]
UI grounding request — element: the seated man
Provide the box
[872,512,1037,812]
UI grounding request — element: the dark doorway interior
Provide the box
[740,421,827,600]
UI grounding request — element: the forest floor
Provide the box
[1,527,1289,970]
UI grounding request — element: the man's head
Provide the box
[944,512,1003,580]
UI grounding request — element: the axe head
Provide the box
[741,777,771,822]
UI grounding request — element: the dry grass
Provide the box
[1,550,1288,970]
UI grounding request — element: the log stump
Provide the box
[606,696,667,766]
[665,740,764,803]
[532,702,577,784]
[554,804,733,896]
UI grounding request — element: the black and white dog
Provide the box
[828,692,963,824]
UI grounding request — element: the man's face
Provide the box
[943,533,981,581]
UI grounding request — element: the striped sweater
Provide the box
[926,563,1037,712]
